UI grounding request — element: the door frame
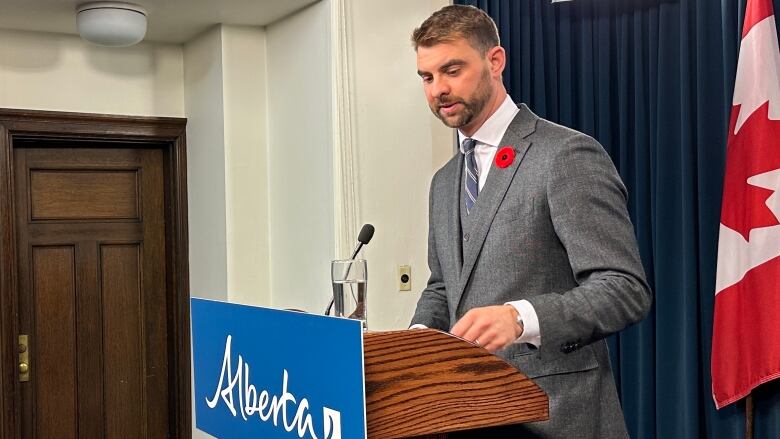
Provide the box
[0,108,191,439]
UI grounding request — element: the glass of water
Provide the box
[331,259,367,329]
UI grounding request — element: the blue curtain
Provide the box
[454,0,780,437]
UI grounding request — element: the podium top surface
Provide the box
[363,329,548,438]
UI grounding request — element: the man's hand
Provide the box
[450,305,524,353]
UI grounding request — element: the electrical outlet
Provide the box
[398,265,411,291]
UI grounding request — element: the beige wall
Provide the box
[0,28,183,116]
[184,26,229,302]
[184,24,271,308]
[349,0,452,329]
[266,0,335,312]
[222,26,272,306]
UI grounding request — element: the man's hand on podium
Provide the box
[450,305,524,353]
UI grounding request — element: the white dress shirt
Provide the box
[412,95,541,348]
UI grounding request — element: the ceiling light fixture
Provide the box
[76,2,147,47]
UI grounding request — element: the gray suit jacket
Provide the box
[411,104,652,438]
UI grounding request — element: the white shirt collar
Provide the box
[458,95,520,152]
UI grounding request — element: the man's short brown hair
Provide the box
[411,5,500,55]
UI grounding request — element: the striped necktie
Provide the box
[463,138,479,214]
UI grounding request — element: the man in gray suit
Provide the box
[409,5,652,438]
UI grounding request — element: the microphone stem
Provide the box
[349,242,363,260]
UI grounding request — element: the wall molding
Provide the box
[331,0,361,258]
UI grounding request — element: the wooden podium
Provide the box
[363,329,548,438]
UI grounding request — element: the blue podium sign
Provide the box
[191,298,366,439]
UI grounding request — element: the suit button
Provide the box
[463,233,470,242]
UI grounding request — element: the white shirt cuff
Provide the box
[506,299,541,347]
[409,324,428,330]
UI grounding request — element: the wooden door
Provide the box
[14,145,170,438]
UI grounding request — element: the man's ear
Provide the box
[486,46,506,78]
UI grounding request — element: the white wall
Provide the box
[222,26,272,306]
[184,25,271,306]
[184,27,229,301]
[0,29,183,116]
[266,0,335,313]
[255,0,451,328]
[348,0,452,329]
[256,0,451,328]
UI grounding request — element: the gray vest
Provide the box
[457,166,481,314]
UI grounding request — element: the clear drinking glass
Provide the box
[331,259,367,329]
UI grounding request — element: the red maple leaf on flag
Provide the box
[720,102,780,241]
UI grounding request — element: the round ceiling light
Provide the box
[76,2,147,47]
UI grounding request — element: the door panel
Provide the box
[15,146,169,439]
[29,170,139,221]
[32,246,78,439]
[101,244,144,438]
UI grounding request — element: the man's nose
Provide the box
[431,77,450,98]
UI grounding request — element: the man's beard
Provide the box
[431,68,493,129]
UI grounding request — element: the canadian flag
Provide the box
[711,0,780,409]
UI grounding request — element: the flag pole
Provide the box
[746,393,754,439]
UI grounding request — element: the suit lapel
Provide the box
[452,104,539,313]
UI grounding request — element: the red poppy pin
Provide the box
[495,146,515,168]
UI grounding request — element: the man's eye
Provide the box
[422,76,433,83]
[446,69,460,76]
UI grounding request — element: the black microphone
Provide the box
[350,224,375,259]
[325,224,374,315]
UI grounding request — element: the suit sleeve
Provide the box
[527,133,652,359]
[410,177,451,330]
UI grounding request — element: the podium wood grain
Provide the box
[363,329,548,439]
